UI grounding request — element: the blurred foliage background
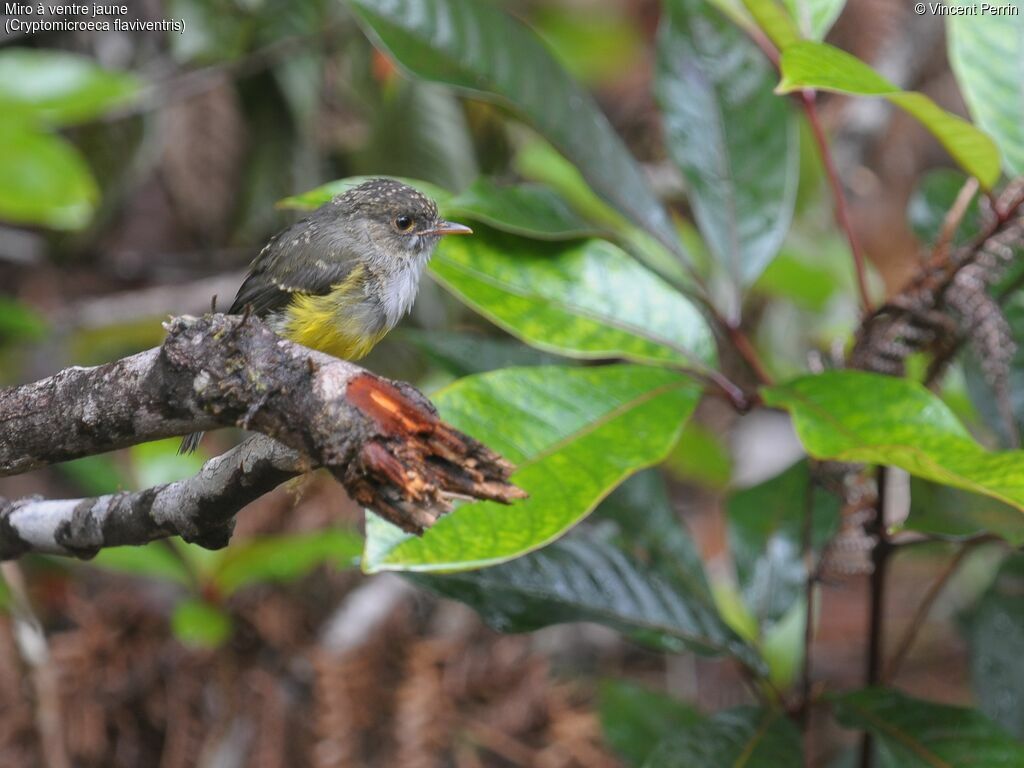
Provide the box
[2,0,1024,766]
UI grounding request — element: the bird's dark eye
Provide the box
[394,215,414,232]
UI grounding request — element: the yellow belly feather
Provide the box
[279,270,387,361]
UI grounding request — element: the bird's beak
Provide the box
[422,220,473,236]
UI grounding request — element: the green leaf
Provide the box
[907,168,983,246]
[278,174,452,211]
[948,6,1024,176]
[728,461,840,627]
[741,0,801,50]
[89,542,193,587]
[363,364,701,572]
[905,478,1024,547]
[643,707,803,767]
[445,178,605,240]
[832,687,1024,767]
[430,229,716,368]
[533,5,645,85]
[664,421,732,489]
[348,0,686,260]
[598,470,713,601]
[399,328,565,377]
[130,439,207,488]
[0,297,47,342]
[762,370,1024,513]
[0,49,139,126]
[777,41,1001,188]
[600,680,703,767]
[657,0,798,287]
[961,554,1024,738]
[782,0,846,39]
[212,529,363,595]
[0,123,97,230]
[415,530,761,668]
[171,598,232,649]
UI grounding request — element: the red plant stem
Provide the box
[801,90,874,315]
[726,323,774,385]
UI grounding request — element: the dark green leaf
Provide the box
[762,371,1024,513]
[0,123,97,230]
[961,554,1024,738]
[445,178,605,240]
[948,10,1024,176]
[643,707,802,767]
[415,530,760,668]
[778,41,1001,188]
[212,529,363,595]
[399,328,565,376]
[430,228,716,368]
[832,687,1024,767]
[907,169,983,247]
[599,680,703,767]
[728,461,840,627]
[598,470,712,602]
[348,0,685,260]
[905,478,1024,547]
[89,542,192,587]
[0,49,139,126]
[657,0,798,287]
[363,364,701,571]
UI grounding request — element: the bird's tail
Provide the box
[178,432,204,455]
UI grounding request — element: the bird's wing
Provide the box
[229,221,360,317]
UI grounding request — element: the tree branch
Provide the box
[0,314,525,558]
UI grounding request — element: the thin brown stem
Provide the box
[860,467,891,768]
[725,322,775,386]
[883,542,979,683]
[801,91,873,314]
[931,177,980,263]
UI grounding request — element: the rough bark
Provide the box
[0,314,525,559]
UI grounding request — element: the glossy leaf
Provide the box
[212,530,363,595]
[399,328,565,377]
[598,470,712,602]
[0,123,97,230]
[948,9,1024,176]
[363,364,701,572]
[728,461,840,627]
[833,687,1024,767]
[778,41,1001,188]
[905,478,1024,547]
[643,707,803,767]
[763,371,1024,513]
[600,680,702,767]
[907,168,983,247]
[171,599,232,649]
[416,530,761,669]
[430,228,716,369]
[657,0,798,287]
[0,48,139,126]
[961,555,1024,738]
[444,178,605,240]
[348,0,685,259]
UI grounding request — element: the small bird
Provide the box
[180,178,472,453]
